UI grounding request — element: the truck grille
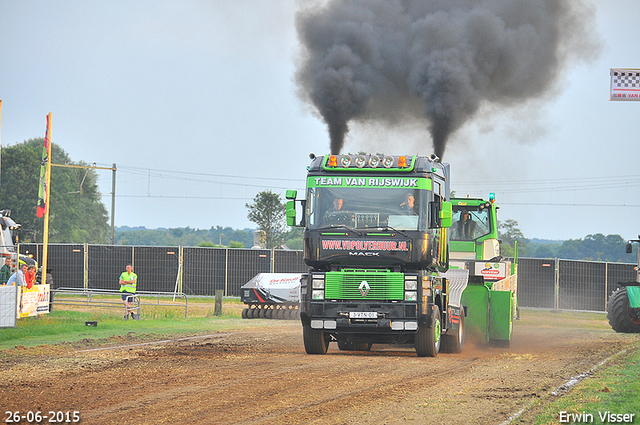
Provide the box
[325,270,404,300]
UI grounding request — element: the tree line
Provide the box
[498,219,636,263]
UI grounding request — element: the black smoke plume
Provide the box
[295,0,600,157]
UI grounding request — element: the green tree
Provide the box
[498,219,527,257]
[283,226,303,250]
[0,138,109,243]
[246,190,286,249]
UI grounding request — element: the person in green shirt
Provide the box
[119,264,138,319]
[1,258,12,285]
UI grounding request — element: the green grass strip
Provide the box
[531,341,640,424]
[0,299,247,351]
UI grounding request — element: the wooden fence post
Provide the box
[215,289,223,316]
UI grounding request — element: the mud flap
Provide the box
[489,290,512,344]
[460,282,489,344]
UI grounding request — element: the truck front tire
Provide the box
[415,305,441,357]
[303,324,330,354]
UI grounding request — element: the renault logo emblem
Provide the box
[359,280,370,297]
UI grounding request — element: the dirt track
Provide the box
[1,309,638,425]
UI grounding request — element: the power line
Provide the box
[115,165,302,182]
[500,202,640,208]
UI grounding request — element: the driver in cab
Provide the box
[454,211,477,240]
[324,198,346,224]
[399,192,418,215]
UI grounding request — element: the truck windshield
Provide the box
[451,206,491,241]
[306,187,428,231]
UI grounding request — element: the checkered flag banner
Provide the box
[610,68,640,101]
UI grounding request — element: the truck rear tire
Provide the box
[441,309,465,354]
[303,325,330,354]
[607,287,640,333]
[415,305,441,357]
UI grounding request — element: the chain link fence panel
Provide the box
[183,246,226,296]
[516,258,556,309]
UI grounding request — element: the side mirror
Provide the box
[627,242,633,254]
[440,201,452,228]
[285,190,297,200]
[286,200,297,227]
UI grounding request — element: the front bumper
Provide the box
[302,300,428,334]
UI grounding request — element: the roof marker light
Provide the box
[398,156,407,167]
[328,155,337,167]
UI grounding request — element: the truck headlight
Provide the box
[404,280,417,291]
[404,291,417,302]
[382,155,394,168]
[312,278,325,289]
[312,290,325,300]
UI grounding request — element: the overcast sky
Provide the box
[1,1,639,242]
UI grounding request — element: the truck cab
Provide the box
[450,196,500,266]
[0,209,36,268]
[287,154,464,357]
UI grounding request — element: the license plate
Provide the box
[349,312,378,319]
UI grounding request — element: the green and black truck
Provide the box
[286,154,518,356]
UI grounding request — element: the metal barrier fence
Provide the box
[515,258,636,312]
[18,244,308,298]
[16,244,637,312]
[52,288,188,319]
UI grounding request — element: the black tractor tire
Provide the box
[607,287,640,333]
[241,308,249,319]
[303,325,330,354]
[415,305,441,357]
[441,309,465,354]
